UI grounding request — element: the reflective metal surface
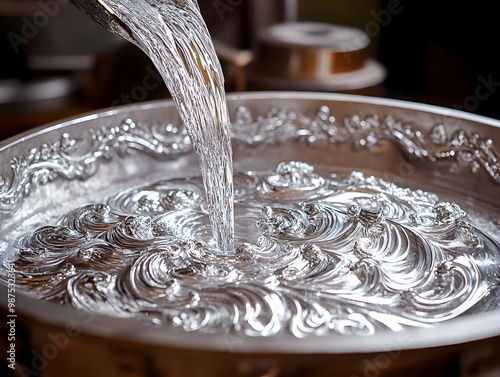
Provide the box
[1,92,500,376]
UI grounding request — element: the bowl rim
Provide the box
[2,91,499,149]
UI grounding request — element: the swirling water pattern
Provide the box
[8,161,500,337]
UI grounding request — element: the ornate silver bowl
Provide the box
[1,92,499,377]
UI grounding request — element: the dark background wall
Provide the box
[1,0,499,141]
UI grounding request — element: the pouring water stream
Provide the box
[70,0,234,251]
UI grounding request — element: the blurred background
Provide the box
[1,0,499,141]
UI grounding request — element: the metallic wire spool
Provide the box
[247,23,386,91]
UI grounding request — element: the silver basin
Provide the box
[1,92,499,377]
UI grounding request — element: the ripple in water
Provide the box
[8,161,500,337]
